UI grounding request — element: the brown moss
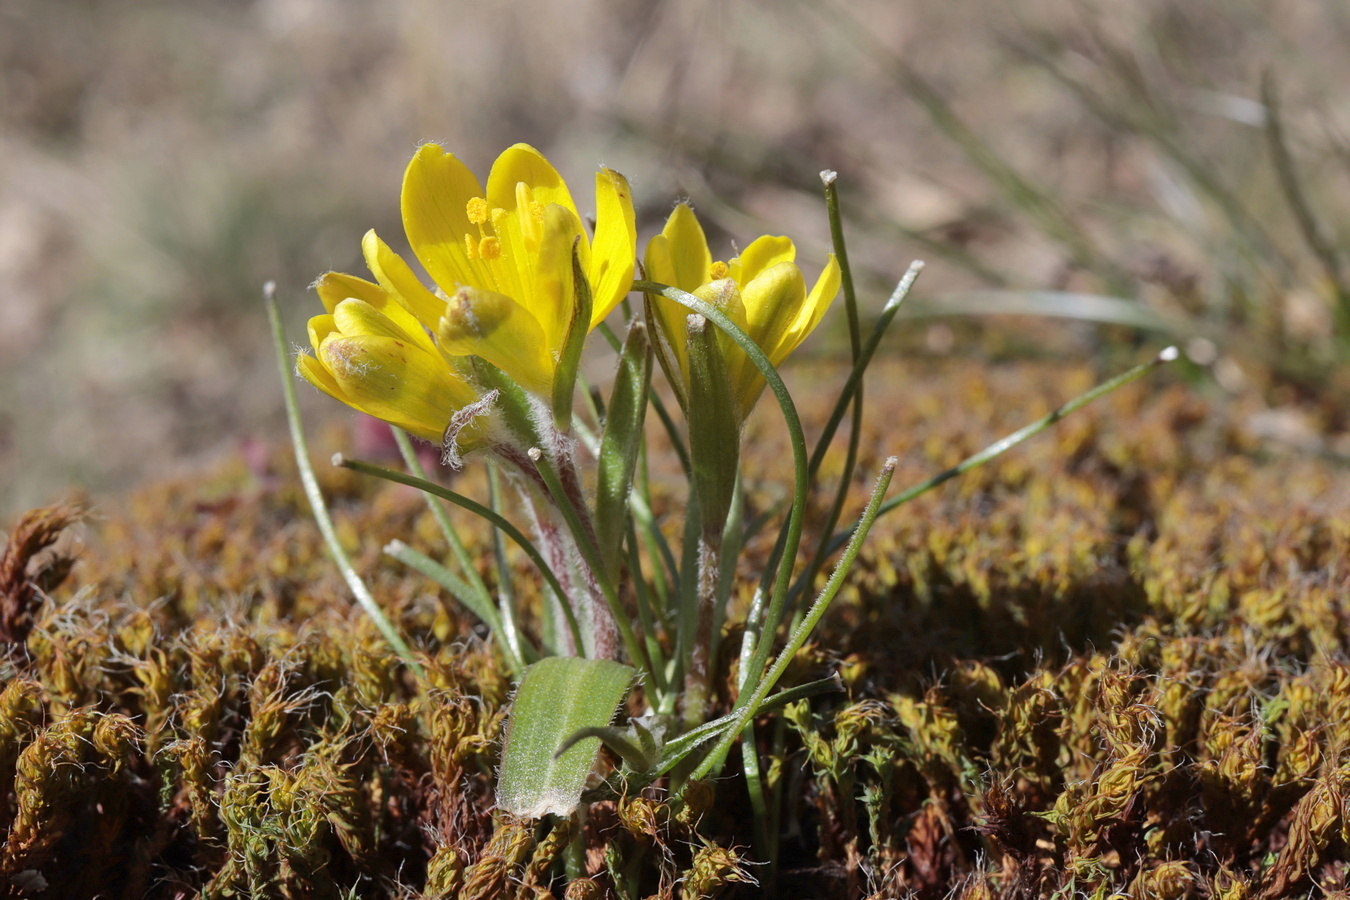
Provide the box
[0,358,1347,897]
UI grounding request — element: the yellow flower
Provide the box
[644,203,841,420]
[400,142,636,393]
[297,272,482,444]
[299,143,637,443]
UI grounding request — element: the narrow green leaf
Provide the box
[384,539,493,625]
[553,725,656,773]
[595,320,653,575]
[689,460,898,785]
[633,279,810,720]
[497,657,636,818]
[333,454,586,656]
[552,238,594,432]
[263,283,423,676]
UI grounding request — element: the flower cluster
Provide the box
[299,144,837,450]
[295,143,847,778]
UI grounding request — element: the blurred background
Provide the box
[3,0,1348,515]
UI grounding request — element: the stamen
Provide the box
[710,261,730,280]
[465,234,479,259]
[490,208,509,234]
[466,197,489,225]
[529,200,546,222]
[479,236,502,261]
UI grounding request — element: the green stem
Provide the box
[487,467,530,669]
[526,443,656,681]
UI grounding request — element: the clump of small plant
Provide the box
[268,142,1177,891]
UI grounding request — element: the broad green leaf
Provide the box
[496,656,636,818]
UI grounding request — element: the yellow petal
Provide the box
[695,278,748,329]
[314,272,386,315]
[778,254,841,363]
[737,261,806,403]
[644,235,691,380]
[486,144,579,223]
[645,205,716,381]
[729,235,795,288]
[307,314,337,352]
[317,273,436,355]
[644,232,675,287]
[333,298,423,345]
[319,333,475,442]
[361,230,446,330]
[587,167,637,327]
[532,203,580,351]
[296,351,343,402]
[688,277,750,397]
[437,285,555,394]
[401,143,494,293]
[661,203,713,292]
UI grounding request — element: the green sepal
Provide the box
[470,356,544,450]
[595,320,653,574]
[685,313,741,539]
[497,656,637,818]
[552,237,594,433]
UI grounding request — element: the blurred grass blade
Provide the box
[1261,72,1350,335]
[909,289,1183,333]
[497,657,636,818]
[871,346,1181,522]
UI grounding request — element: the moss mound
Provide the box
[1,358,1347,899]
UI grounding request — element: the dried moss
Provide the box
[1,359,1347,898]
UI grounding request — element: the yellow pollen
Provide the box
[710,261,730,280]
[465,234,479,259]
[466,197,489,225]
[490,208,508,234]
[529,200,546,222]
[478,236,502,261]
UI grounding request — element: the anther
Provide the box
[710,261,730,280]
[479,236,502,261]
[466,197,489,225]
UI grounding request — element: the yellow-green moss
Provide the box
[1,359,1347,898]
